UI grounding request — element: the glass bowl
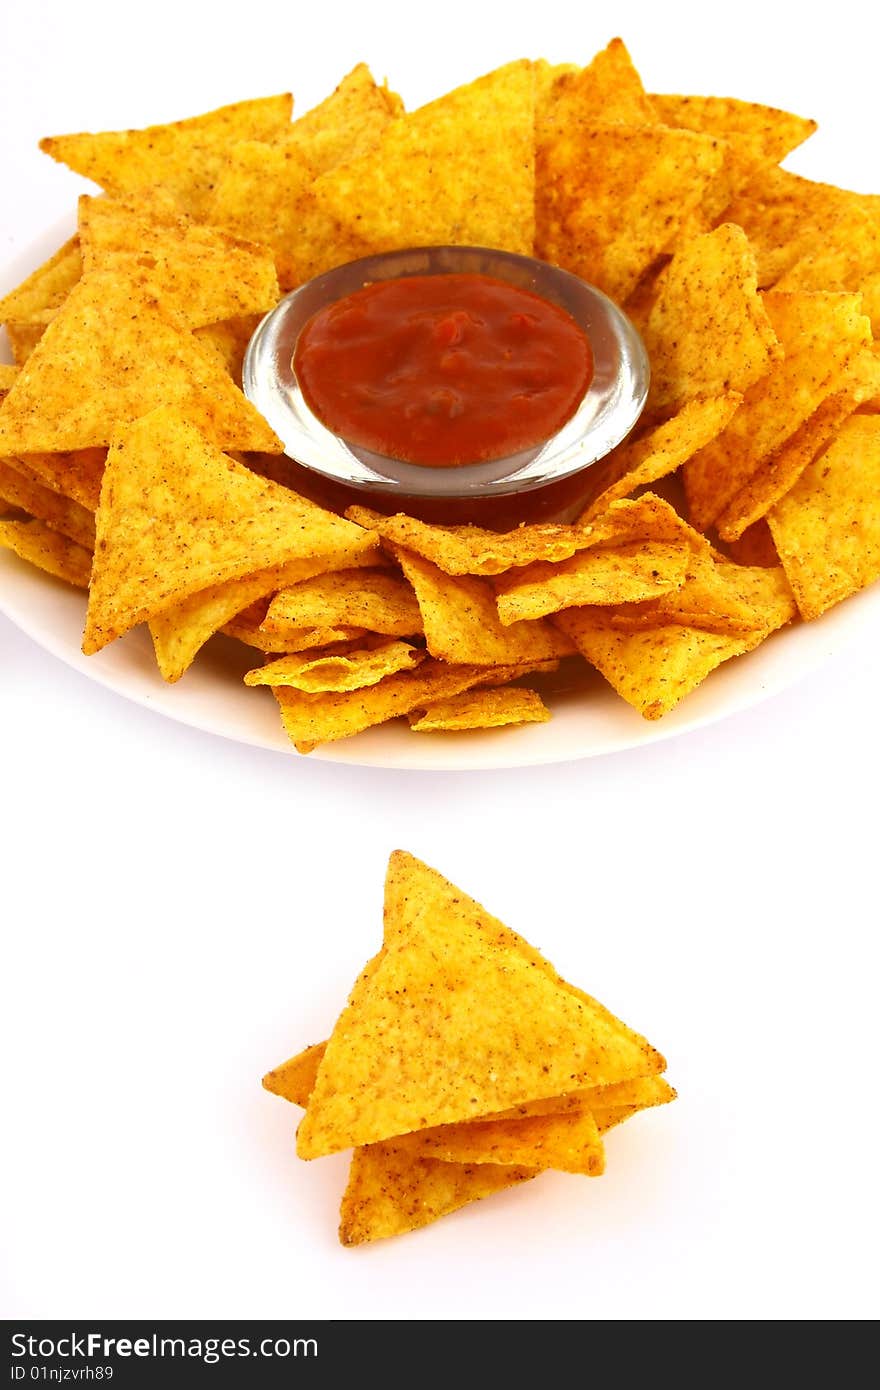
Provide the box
[243,245,649,525]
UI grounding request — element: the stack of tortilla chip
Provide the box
[263,852,675,1245]
[2,40,879,753]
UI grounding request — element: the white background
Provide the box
[2,0,879,1322]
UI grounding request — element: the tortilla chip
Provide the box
[300,61,536,281]
[192,314,263,384]
[0,237,82,325]
[273,658,536,753]
[149,557,373,683]
[226,604,366,653]
[722,165,880,287]
[713,353,880,541]
[345,506,610,576]
[649,92,816,165]
[0,272,282,456]
[338,1143,536,1246]
[282,62,403,170]
[262,568,422,638]
[601,550,796,635]
[767,415,880,619]
[536,121,724,304]
[554,611,771,719]
[403,1108,605,1176]
[0,457,95,549]
[722,519,780,569]
[640,224,781,414]
[579,392,742,518]
[0,365,19,394]
[263,1043,327,1108]
[82,405,375,652]
[297,853,663,1156]
[683,289,872,531]
[77,194,280,328]
[246,639,424,692]
[392,546,574,665]
[494,541,690,623]
[207,141,319,291]
[408,687,550,732]
[39,93,294,219]
[5,322,45,365]
[0,516,91,587]
[537,38,655,127]
[4,448,105,511]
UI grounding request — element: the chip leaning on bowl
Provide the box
[2,41,879,754]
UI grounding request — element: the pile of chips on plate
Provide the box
[1,40,878,752]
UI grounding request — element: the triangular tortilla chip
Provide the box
[246,639,424,692]
[408,687,550,731]
[683,289,871,531]
[297,853,664,1156]
[0,237,82,325]
[262,568,422,638]
[39,94,294,218]
[77,194,280,328]
[767,415,880,619]
[0,516,91,587]
[640,224,781,415]
[537,38,655,127]
[281,62,403,169]
[339,1143,536,1246]
[0,457,95,549]
[649,92,816,165]
[403,1108,605,1176]
[391,545,575,664]
[536,121,724,304]
[579,393,742,519]
[300,61,536,280]
[554,612,773,719]
[494,541,690,622]
[2,447,105,511]
[83,405,376,652]
[272,658,541,753]
[0,272,282,456]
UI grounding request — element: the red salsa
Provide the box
[293,272,593,468]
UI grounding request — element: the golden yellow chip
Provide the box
[714,347,880,541]
[246,639,424,692]
[339,1142,536,1247]
[83,406,376,652]
[300,61,536,280]
[554,612,769,719]
[3,448,105,511]
[262,568,422,638]
[0,516,91,588]
[77,194,280,328]
[0,237,82,325]
[0,365,19,394]
[4,322,45,366]
[392,545,575,665]
[192,314,263,385]
[537,37,655,128]
[536,121,724,304]
[579,393,742,519]
[0,272,282,456]
[40,93,294,218]
[723,164,880,287]
[408,687,550,732]
[272,658,537,753]
[767,416,880,619]
[600,550,796,635]
[227,608,367,654]
[296,853,664,1156]
[403,1108,605,1177]
[640,224,781,414]
[494,541,689,623]
[149,558,374,684]
[281,62,403,170]
[0,457,95,550]
[345,505,608,576]
[649,92,817,165]
[683,289,872,531]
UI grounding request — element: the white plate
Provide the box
[4,220,879,770]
